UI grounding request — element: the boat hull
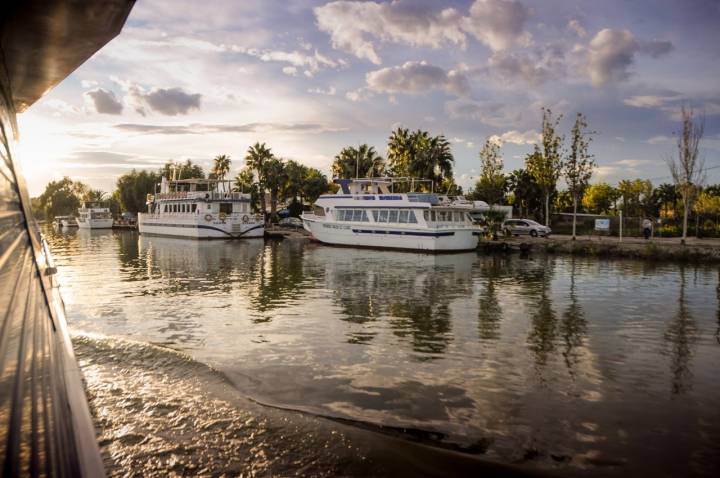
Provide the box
[138,215,264,239]
[302,217,479,252]
[77,218,113,229]
[61,220,78,228]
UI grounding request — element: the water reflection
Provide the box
[664,265,697,394]
[320,249,474,354]
[560,258,588,376]
[43,228,720,476]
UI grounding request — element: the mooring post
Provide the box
[619,211,623,243]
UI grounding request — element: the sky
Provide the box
[16,0,720,196]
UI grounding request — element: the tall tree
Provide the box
[582,183,619,215]
[526,108,564,226]
[655,183,679,218]
[37,177,85,218]
[245,142,274,221]
[234,167,259,212]
[667,105,705,243]
[160,159,204,180]
[263,157,287,222]
[617,179,653,218]
[564,113,595,239]
[473,138,506,204]
[332,144,385,178]
[211,154,231,181]
[115,169,160,214]
[386,128,455,192]
[302,168,331,203]
[507,169,543,219]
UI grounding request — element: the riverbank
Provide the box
[491,235,720,263]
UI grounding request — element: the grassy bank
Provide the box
[538,237,720,263]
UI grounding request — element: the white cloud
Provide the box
[314,0,529,65]
[587,28,673,86]
[647,135,672,145]
[84,88,123,115]
[81,80,99,89]
[365,61,470,96]
[282,66,298,76]
[308,86,337,96]
[314,0,466,65]
[234,46,342,75]
[488,129,541,145]
[567,19,587,38]
[345,88,374,102]
[623,94,681,108]
[462,0,531,51]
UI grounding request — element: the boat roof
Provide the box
[168,178,231,184]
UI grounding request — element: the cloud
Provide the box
[345,88,374,102]
[623,94,681,108]
[479,48,564,85]
[488,129,540,145]
[445,99,523,128]
[81,80,99,88]
[233,45,342,75]
[314,0,529,65]
[127,85,202,116]
[308,86,337,96]
[314,0,466,65]
[282,66,298,76]
[84,88,123,115]
[614,159,658,168]
[647,135,672,145]
[113,122,346,135]
[461,0,531,51]
[567,19,587,38]
[587,28,673,86]
[365,61,470,96]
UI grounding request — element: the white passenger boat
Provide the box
[301,178,482,252]
[138,177,264,239]
[77,203,113,229]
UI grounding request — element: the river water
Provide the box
[46,228,720,476]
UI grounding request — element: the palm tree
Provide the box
[387,127,413,177]
[263,157,287,222]
[282,160,307,204]
[245,142,273,221]
[331,144,385,178]
[83,189,106,202]
[211,154,231,181]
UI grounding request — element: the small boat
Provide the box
[61,216,79,228]
[77,202,114,229]
[138,177,264,239]
[301,178,483,252]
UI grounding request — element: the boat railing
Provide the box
[154,191,249,201]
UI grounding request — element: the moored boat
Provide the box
[138,177,264,239]
[301,178,482,252]
[78,202,114,229]
[61,216,79,227]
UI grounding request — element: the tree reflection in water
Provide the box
[526,256,559,369]
[477,256,504,341]
[664,265,697,394]
[248,240,309,318]
[559,257,587,377]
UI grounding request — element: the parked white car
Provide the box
[503,219,551,237]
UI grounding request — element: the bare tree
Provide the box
[667,106,705,244]
[564,113,595,240]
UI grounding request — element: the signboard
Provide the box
[595,218,610,231]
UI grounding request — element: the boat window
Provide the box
[352,209,363,221]
[399,211,409,223]
[379,210,388,222]
[313,205,325,216]
[388,210,398,223]
[220,203,233,214]
[408,211,418,223]
[371,210,379,221]
[191,204,197,213]
[423,210,429,221]
[430,211,436,222]
[163,205,168,213]
[182,204,186,213]
[336,210,345,221]
[361,210,369,222]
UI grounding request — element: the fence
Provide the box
[550,213,720,238]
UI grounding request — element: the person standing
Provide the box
[642,218,653,240]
